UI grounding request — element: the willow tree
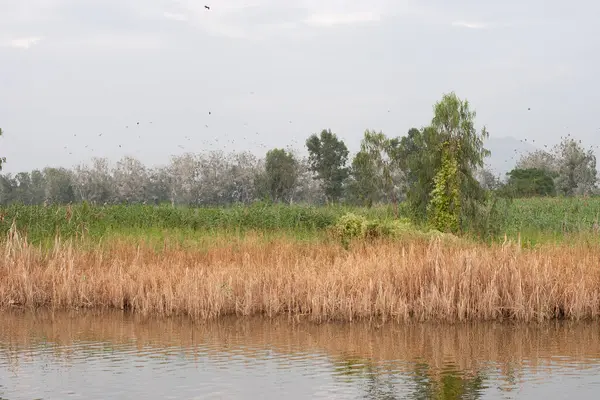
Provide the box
[350,130,404,215]
[426,92,490,233]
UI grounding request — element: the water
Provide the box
[1,311,600,399]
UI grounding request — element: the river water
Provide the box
[1,311,600,399]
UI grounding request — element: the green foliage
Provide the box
[516,137,598,196]
[400,127,442,222]
[500,197,600,238]
[332,212,423,248]
[348,130,404,212]
[404,92,490,234]
[0,203,396,245]
[504,168,556,197]
[427,142,461,233]
[333,212,368,248]
[364,218,414,239]
[305,129,349,204]
[43,167,76,204]
[347,151,381,207]
[0,198,598,247]
[264,148,298,203]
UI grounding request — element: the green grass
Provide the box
[0,202,395,245]
[1,197,599,246]
[499,197,600,246]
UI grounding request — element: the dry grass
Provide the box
[1,227,600,322]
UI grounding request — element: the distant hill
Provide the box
[483,136,539,179]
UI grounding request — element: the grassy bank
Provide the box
[1,229,599,322]
[1,197,600,246]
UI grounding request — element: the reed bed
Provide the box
[1,226,600,322]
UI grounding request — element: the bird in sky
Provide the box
[205,5,210,10]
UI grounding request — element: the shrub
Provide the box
[333,213,368,249]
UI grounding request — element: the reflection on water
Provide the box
[1,311,600,399]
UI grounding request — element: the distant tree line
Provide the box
[488,137,598,198]
[0,92,597,234]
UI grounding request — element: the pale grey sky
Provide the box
[1,0,599,174]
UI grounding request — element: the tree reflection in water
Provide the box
[334,357,488,400]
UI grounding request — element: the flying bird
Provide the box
[205,5,210,10]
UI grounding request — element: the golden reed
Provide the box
[1,228,599,322]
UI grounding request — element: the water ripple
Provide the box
[2,312,600,399]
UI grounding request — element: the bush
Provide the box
[333,213,368,248]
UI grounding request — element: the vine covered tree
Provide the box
[425,92,490,233]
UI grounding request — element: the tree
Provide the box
[29,170,46,205]
[516,149,558,175]
[349,130,404,214]
[476,167,502,191]
[223,151,263,204]
[168,153,200,206]
[0,127,6,171]
[113,156,148,204]
[293,155,325,204]
[43,167,76,204]
[305,129,349,204]
[0,174,15,205]
[554,138,597,196]
[426,92,490,233]
[347,151,382,207]
[146,166,172,205]
[264,148,298,203]
[516,137,597,196]
[399,126,443,221]
[505,168,556,197]
[73,158,115,205]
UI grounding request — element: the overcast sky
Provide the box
[1,0,599,174]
